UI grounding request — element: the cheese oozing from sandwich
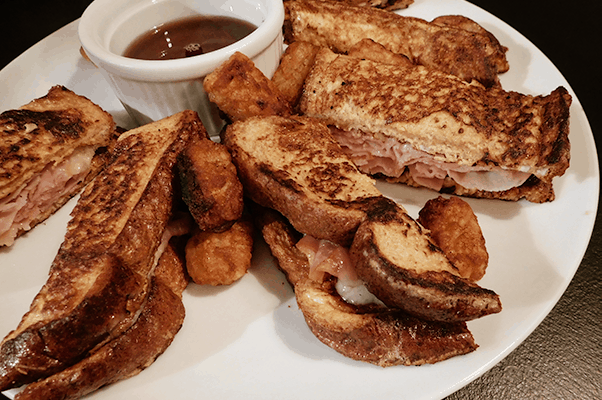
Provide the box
[330,127,533,192]
[296,235,383,306]
[0,146,95,246]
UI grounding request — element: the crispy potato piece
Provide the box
[178,135,244,232]
[347,38,413,68]
[185,217,254,286]
[203,52,291,122]
[417,196,489,282]
[271,41,321,109]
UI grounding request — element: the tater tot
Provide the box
[185,218,254,286]
[271,41,320,109]
[178,135,243,232]
[203,52,291,122]
[418,196,489,281]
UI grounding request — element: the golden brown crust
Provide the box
[431,14,507,54]
[185,216,254,286]
[417,196,489,281]
[297,279,478,366]
[203,52,291,122]
[178,135,244,232]
[0,111,201,391]
[314,0,414,11]
[256,205,478,366]
[350,198,502,322]
[284,0,508,87]
[271,41,321,110]
[0,86,118,245]
[301,50,571,184]
[222,115,382,246]
[0,86,116,199]
[15,240,188,400]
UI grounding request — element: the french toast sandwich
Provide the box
[12,237,189,400]
[300,49,571,202]
[255,204,480,366]
[284,0,509,88]
[0,110,201,391]
[0,86,117,246]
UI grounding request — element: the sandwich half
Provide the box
[284,0,509,88]
[0,110,200,391]
[255,205,479,367]
[0,86,117,246]
[300,49,571,202]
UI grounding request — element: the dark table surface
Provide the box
[1,1,600,399]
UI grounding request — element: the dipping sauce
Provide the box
[123,15,257,60]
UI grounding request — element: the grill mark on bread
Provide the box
[0,109,85,141]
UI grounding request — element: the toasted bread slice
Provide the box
[0,86,118,246]
[350,198,501,322]
[15,238,188,400]
[283,0,508,87]
[0,111,201,390]
[302,49,570,181]
[222,114,382,246]
[257,205,478,366]
[0,86,115,199]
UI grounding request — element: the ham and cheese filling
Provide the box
[296,235,383,306]
[330,127,532,192]
[0,146,96,247]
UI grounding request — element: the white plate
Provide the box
[1,0,599,399]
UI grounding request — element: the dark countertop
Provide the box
[1,1,600,399]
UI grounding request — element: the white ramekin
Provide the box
[78,0,284,135]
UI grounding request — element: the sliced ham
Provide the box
[296,235,382,305]
[330,127,531,192]
[0,146,96,247]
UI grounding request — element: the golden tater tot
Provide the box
[271,41,320,109]
[203,52,291,122]
[347,38,413,68]
[185,218,254,286]
[418,196,489,282]
[178,135,243,232]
